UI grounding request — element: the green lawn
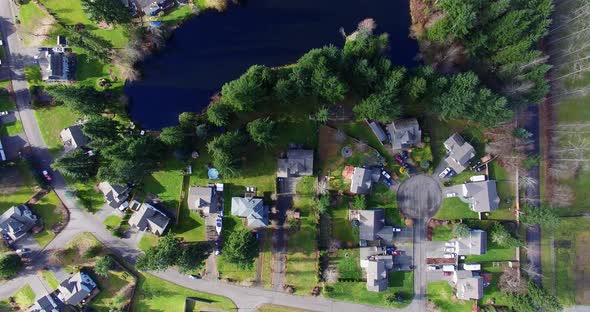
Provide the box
[18,1,54,46]
[333,248,361,280]
[331,196,357,247]
[427,282,472,312]
[286,176,319,295]
[138,233,159,252]
[488,162,516,220]
[12,285,36,310]
[325,272,413,308]
[0,80,15,111]
[40,270,60,290]
[480,264,512,307]
[34,105,81,156]
[30,190,65,247]
[0,119,24,136]
[90,270,135,311]
[465,241,515,262]
[0,162,37,212]
[432,224,453,241]
[65,177,104,213]
[367,184,404,225]
[103,215,122,228]
[133,273,237,312]
[434,198,478,220]
[217,216,257,283]
[256,305,308,312]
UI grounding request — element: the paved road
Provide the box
[0,3,428,311]
[397,175,442,219]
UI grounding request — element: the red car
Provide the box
[42,170,52,182]
[394,154,404,165]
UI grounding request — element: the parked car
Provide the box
[42,170,52,182]
[381,170,392,180]
[443,253,456,259]
[445,192,457,198]
[0,111,8,116]
[439,167,451,178]
[443,271,452,276]
[394,154,404,165]
[187,274,201,280]
[402,163,410,169]
[382,178,393,188]
[446,169,457,178]
[474,164,486,172]
[393,227,402,232]
[444,247,455,253]
[445,242,455,247]
[401,150,409,161]
[16,248,30,254]
[428,265,440,271]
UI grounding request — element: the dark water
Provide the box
[125,0,419,129]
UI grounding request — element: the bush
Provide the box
[0,253,22,279]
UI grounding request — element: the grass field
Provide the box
[0,161,37,212]
[89,269,135,311]
[333,248,362,280]
[40,270,60,290]
[133,273,236,312]
[286,176,318,295]
[34,105,81,156]
[138,233,159,252]
[18,1,54,46]
[325,272,413,308]
[479,264,512,307]
[104,215,122,228]
[30,190,64,247]
[432,224,453,241]
[217,215,258,282]
[12,285,35,310]
[331,196,357,247]
[434,198,478,220]
[0,119,24,136]
[427,282,472,312]
[0,80,14,111]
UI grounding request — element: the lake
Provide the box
[125,0,419,129]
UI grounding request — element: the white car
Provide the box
[444,247,455,253]
[381,170,392,180]
[16,248,30,254]
[0,111,8,116]
[445,242,455,247]
[438,167,451,178]
[443,253,456,259]
[445,192,457,198]
[427,265,439,271]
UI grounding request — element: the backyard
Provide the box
[427,281,473,312]
[29,190,66,247]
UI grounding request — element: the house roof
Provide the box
[443,133,475,173]
[188,186,217,214]
[0,205,37,241]
[31,293,59,312]
[387,118,422,150]
[455,275,484,300]
[98,182,130,209]
[60,125,89,149]
[462,180,500,213]
[366,259,389,292]
[350,167,372,194]
[37,48,76,82]
[231,197,268,228]
[58,272,97,306]
[277,149,314,178]
[128,203,170,235]
[456,230,487,255]
[368,121,387,143]
[358,209,393,243]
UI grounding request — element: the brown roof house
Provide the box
[461,181,500,213]
[188,186,218,215]
[350,167,372,194]
[57,272,98,306]
[358,209,394,244]
[441,133,475,175]
[277,148,314,178]
[60,125,89,151]
[386,118,422,150]
[452,270,483,300]
[231,197,268,228]
[0,205,38,242]
[453,229,487,255]
[128,203,170,236]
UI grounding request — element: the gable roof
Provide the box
[231,197,268,228]
[387,118,422,150]
[350,167,372,194]
[188,186,217,214]
[462,181,500,213]
[31,293,59,312]
[58,272,97,306]
[455,274,484,300]
[128,203,170,235]
[277,149,314,178]
[456,229,487,255]
[358,209,393,243]
[98,182,130,209]
[368,121,388,143]
[443,133,475,173]
[0,205,37,241]
[60,125,89,149]
[366,259,389,292]
[37,48,76,82]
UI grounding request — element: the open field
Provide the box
[34,105,81,156]
[18,1,55,46]
[12,285,35,310]
[40,270,60,290]
[0,161,37,212]
[30,190,65,247]
[427,281,472,312]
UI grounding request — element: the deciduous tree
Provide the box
[223,227,258,268]
[452,223,470,238]
[94,255,113,277]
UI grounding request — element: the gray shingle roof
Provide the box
[31,294,59,312]
[456,229,487,255]
[128,203,170,235]
[368,121,387,143]
[455,275,483,300]
[387,118,422,150]
[58,272,97,306]
[60,125,89,149]
[277,149,314,178]
[462,180,500,213]
[358,209,393,243]
[443,133,475,174]
[37,48,76,82]
[231,197,268,228]
[350,167,372,194]
[188,186,217,214]
[366,260,388,292]
[0,205,37,241]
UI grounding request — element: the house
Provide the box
[137,0,174,16]
[128,203,170,235]
[188,186,218,214]
[0,205,38,241]
[57,272,98,306]
[358,209,393,244]
[350,167,372,194]
[359,247,394,292]
[455,229,487,255]
[452,270,484,300]
[277,148,314,178]
[461,180,500,213]
[231,197,268,228]
[60,125,89,151]
[442,133,475,174]
[368,121,387,144]
[386,118,422,150]
[29,294,60,312]
[98,182,130,210]
[36,47,76,82]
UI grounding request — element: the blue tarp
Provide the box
[208,168,220,179]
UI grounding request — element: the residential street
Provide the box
[0,2,427,311]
